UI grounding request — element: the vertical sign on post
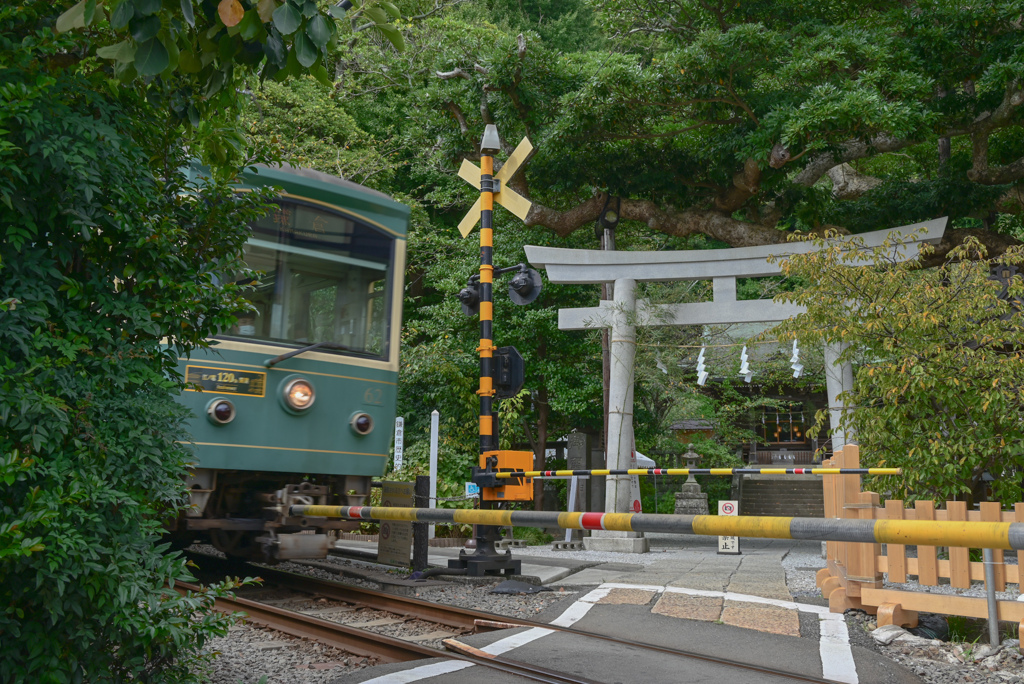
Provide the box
[393,417,404,471]
[428,409,439,539]
[378,481,414,567]
[718,500,741,555]
[628,443,642,513]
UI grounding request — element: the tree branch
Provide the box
[791,134,910,187]
[436,67,470,79]
[444,101,469,135]
[521,190,787,246]
[826,163,883,199]
[792,81,1024,188]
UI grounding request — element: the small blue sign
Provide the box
[465,482,481,497]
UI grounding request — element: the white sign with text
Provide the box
[718,499,741,555]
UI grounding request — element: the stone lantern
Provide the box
[674,449,709,515]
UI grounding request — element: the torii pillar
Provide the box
[525,218,947,553]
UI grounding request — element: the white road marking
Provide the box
[549,600,595,627]
[480,626,554,655]
[819,615,858,683]
[358,660,473,683]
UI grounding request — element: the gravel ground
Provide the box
[190,545,582,682]
[845,611,1024,684]
[198,622,379,684]
[782,545,1024,683]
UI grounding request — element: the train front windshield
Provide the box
[228,199,394,359]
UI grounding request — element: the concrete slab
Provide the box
[518,563,573,584]
[551,567,630,585]
[720,600,800,637]
[595,588,658,605]
[652,592,722,621]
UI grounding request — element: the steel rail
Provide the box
[174,580,614,684]
[443,638,605,684]
[184,553,833,683]
[290,505,1024,550]
[175,581,437,662]
[184,550,495,631]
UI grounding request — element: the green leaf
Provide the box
[238,10,264,41]
[271,2,302,35]
[130,15,162,43]
[84,0,98,25]
[309,62,332,87]
[362,6,387,23]
[328,4,347,18]
[110,1,134,29]
[305,14,331,48]
[301,0,317,17]
[377,23,404,51]
[180,0,195,27]
[380,1,400,19]
[55,0,88,32]
[134,0,162,16]
[263,31,286,65]
[179,48,202,72]
[96,40,136,62]
[134,38,169,76]
[292,30,316,67]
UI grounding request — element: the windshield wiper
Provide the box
[263,341,356,368]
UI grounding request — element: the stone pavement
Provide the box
[337,534,828,639]
[578,535,802,636]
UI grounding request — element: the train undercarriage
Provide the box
[167,469,371,561]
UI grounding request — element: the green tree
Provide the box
[0,2,288,679]
[337,0,1023,257]
[769,232,1024,506]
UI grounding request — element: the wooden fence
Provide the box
[817,445,1024,629]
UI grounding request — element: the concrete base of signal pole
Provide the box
[584,530,649,553]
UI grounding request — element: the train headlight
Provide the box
[350,412,374,436]
[281,377,315,413]
[206,398,236,425]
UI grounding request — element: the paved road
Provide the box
[333,537,921,684]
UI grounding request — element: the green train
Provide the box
[170,164,409,561]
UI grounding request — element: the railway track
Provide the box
[182,551,840,683]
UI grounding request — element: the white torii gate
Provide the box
[525,218,947,553]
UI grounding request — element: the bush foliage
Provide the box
[0,4,269,680]
[770,233,1024,505]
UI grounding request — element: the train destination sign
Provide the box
[185,365,267,397]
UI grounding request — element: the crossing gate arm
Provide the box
[490,468,902,478]
[289,506,1023,550]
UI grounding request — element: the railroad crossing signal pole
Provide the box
[477,129,498,453]
[449,125,539,576]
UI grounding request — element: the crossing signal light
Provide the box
[457,281,480,316]
[508,268,543,305]
[494,346,524,398]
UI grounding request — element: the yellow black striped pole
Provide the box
[477,149,496,453]
[492,467,902,478]
[290,505,1024,551]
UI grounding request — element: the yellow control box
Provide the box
[479,450,534,501]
